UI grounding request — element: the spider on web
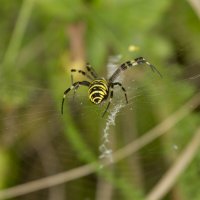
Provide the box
[61,57,162,117]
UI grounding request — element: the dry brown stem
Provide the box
[146,126,200,200]
[0,93,200,199]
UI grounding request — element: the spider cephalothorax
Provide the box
[61,57,161,117]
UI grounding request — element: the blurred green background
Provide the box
[0,0,200,199]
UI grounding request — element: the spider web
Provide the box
[1,2,200,198]
[0,51,200,200]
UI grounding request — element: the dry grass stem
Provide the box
[188,0,200,19]
[146,126,200,200]
[0,93,199,199]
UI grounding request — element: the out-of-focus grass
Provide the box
[0,0,200,199]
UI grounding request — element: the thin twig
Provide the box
[0,93,199,199]
[0,163,95,200]
[146,126,200,200]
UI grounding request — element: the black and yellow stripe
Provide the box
[108,57,162,83]
[88,79,109,104]
[61,57,161,117]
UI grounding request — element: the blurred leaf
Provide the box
[0,149,13,189]
[167,0,200,62]
[36,0,85,22]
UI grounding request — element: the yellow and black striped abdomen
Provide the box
[88,79,109,104]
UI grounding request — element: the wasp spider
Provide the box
[61,57,162,117]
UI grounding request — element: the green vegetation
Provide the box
[0,0,200,199]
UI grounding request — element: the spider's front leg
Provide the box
[70,69,92,98]
[108,57,162,83]
[61,81,90,114]
[134,57,162,77]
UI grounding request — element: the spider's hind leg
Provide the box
[102,84,114,117]
[113,82,128,104]
[86,63,98,79]
[70,69,94,80]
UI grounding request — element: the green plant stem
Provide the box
[3,0,35,67]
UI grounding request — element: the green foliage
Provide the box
[167,0,200,62]
[0,149,19,189]
[37,0,85,22]
[0,149,11,189]
[0,0,200,199]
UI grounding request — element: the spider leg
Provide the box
[70,73,76,100]
[71,69,94,80]
[134,57,162,78]
[70,68,93,100]
[61,81,90,114]
[86,63,98,79]
[113,82,128,104]
[108,57,162,83]
[102,82,127,117]
[102,84,114,117]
